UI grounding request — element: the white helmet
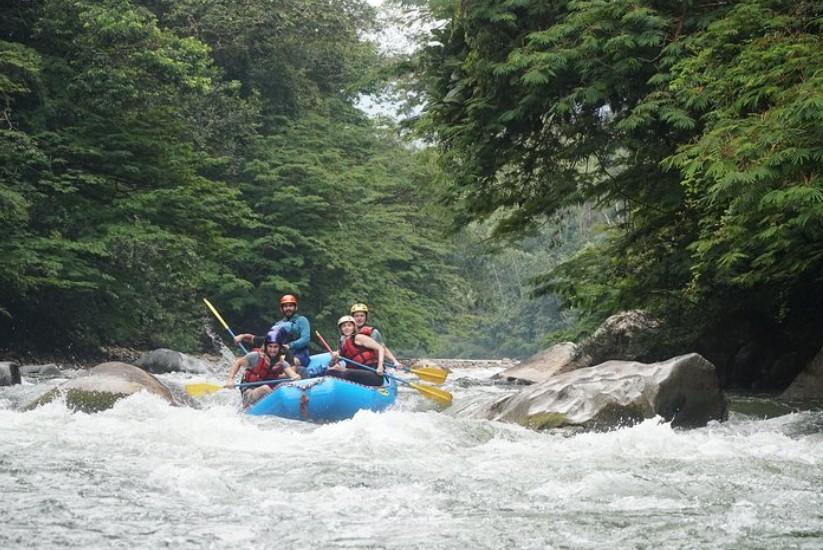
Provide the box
[337,315,356,327]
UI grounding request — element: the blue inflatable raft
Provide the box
[245,352,398,422]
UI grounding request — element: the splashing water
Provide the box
[1,366,821,549]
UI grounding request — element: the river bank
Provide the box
[0,346,143,371]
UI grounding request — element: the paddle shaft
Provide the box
[236,378,297,389]
[338,354,451,405]
[316,330,399,381]
[315,331,453,406]
[203,298,249,354]
[315,329,444,382]
[185,377,296,397]
[315,330,335,354]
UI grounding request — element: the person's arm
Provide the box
[226,355,251,387]
[383,346,400,368]
[353,334,385,375]
[274,358,301,381]
[234,333,255,344]
[370,329,400,367]
[288,316,311,352]
[327,351,345,371]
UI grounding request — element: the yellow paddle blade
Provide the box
[409,366,448,384]
[185,382,225,397]
[203,298,231,331]
[408,381,453,407]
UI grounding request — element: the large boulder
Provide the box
[781,347,823,400]
[578,310,663,365]
[25,361,177,413]
[135,348,211,374]
[453,353,727,430]
[0,361,21,386]
[20,363,62,377]
[495,342,587,384]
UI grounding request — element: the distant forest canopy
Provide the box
[408,0,823,369]
[0,0,576,358]
[3,1,821,367]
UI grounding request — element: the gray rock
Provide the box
[495,342,586,384]
[781,347,823,400]
[453,353,727,430]
[0,361,21,386]
[409,359,444,372]
[419,358,508,370]
[25,361,177,413]
[767,352,801,388]
[135,348,211,374]
[578,310,662,365]
[20,363,61,377]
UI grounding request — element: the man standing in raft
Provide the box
[235,294,312,369]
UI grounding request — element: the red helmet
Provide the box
[279,294,298,306]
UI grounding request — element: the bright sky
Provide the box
[357,0,426,118]
[364,0,422,56]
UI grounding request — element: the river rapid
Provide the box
[1,364,822,549]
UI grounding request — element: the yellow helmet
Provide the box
[350,303,369,314]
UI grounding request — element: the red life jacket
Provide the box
[340,335,378,367]
[242,349,286,384]
[357,326,374,337]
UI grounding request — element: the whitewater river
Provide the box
[1,363,822,549]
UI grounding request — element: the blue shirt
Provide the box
[272,314,311,353]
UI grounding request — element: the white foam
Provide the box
[2,377,822,549]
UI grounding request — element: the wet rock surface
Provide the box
[19,363,61,377]
[782,346,823,401]
[135,348,213,374]
[25,361,178,413]
[494,342,586,384]
[0,361,21,386]
[450,353,727,430]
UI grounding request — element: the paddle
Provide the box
[307,326,447,384]
[186,378,297,397]
[203,298,249,354]
[192,298,258,397]
[315,331,453,407]
[392,363,448,384]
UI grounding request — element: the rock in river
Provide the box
[25,361,177,413]
[453,353,727,430]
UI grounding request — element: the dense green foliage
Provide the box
[0,0,462,353]
[429,205,601,358]
[7,0,820,371]
[416,0,823,364]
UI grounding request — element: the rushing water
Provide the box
[1,364,822,549]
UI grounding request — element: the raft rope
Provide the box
[292,377,325,418]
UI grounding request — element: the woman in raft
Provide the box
[326,315,385,386]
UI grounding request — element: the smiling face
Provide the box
[339,321,356,336]
[352,311,367,328]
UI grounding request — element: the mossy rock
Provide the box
[525,412,568,430]
[24,361,176,412]
[25,388,131,413]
